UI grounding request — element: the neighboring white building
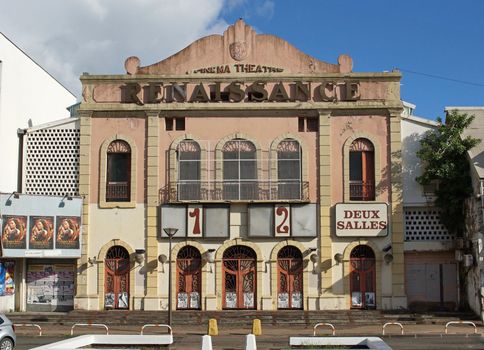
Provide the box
[0,32,77,192]
[446,106,484,321]
[401,106,458,311]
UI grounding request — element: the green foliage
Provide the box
[416,110,480,235]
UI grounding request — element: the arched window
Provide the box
[349,138,375,201]
[177,140,201,200]
[222,139,257,200]
[277,139,301,200]
[106,140,131,202]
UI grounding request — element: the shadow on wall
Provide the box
[376,132,423,204]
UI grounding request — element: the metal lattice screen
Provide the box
[24,128,80,196]
[404,207,451,241]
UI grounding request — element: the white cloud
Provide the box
[256,1,275,19]
[0,0,278,99]
[0,0,227,98]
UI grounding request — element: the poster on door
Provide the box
[177,292,188,308]
[291,292,302,309]
[365,292,375,307]
[190,292,199,309]
[105,293,115,308]
[278,292,289,308]
[118,292,129,308]
[225,292,237,308]
[243,292,254,308]
[351,292,362,307]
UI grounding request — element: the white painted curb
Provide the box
[201,335,213,350]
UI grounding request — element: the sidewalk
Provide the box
[13,320,483,350]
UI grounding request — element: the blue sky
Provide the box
[1,0,482,120]
[222,0,484,119]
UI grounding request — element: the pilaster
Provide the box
[318,111,333,296]
[389,110,406,305]
[146,112,160,300]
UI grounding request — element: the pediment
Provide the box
[124,19,352,75]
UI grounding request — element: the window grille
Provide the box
[106,140,131,202]
[24,128,80,196]
[349,138,375,201]
[177,140,201,200]
[222,139,257,200]
[277,139,301,199]
[404,207,451,241]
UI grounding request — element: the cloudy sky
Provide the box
[1,0,483,118]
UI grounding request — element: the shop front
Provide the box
[0,193,82,312]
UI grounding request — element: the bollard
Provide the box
[252,319,262,336]
[245,333,257,350]
[208,318,218,336]
[201,335,213,350]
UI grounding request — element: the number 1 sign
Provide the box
[274,205,290,237]
[187,205,203,237]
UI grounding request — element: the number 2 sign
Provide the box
[187,205,203,237]
[274,205,290,237]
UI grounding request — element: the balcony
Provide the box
[106,182,130,202]
[349,181,375,201]
[160,181,309,203]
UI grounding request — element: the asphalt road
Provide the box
[15,333,483,350]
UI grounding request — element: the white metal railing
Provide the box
[445,321,477,334]
[313,323,336,336]
[14,323,42,336]
[382,322,404,335]
[71,323,109,335]
[140,324,173,335]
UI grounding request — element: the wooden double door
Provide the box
[349,245,376,309]
[104,246,130,309]
[222,246,256,309]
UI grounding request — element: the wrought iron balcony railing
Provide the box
[106,182,130,202]
[349,181,375,201]
[160,180,309,202]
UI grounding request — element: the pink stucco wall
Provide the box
[90,117,146,203]
[331,115,390,204]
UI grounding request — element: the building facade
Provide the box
[0,33,77,192]
[71,20,406,311]
[401,113,458,311]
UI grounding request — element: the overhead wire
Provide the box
[395,68,484,88]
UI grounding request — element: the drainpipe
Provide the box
[17,128,26,192]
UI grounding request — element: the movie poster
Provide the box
[55,216,80,249]
[29,216,54,250]
[1,215,27,249]
[0,261,15,296]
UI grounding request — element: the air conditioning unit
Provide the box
[455,250,463,262]
[463,254,474,267]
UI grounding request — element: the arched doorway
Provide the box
[176,246,201,309]
[222,245,256,309]
[277,246,303,309]
[104,246,130,309]
[350,245,376,309]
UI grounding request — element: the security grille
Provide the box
[24,128,80,196]
[404,207,451,241]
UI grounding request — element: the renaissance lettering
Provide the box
[124,80,361,105]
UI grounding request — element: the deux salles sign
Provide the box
[335,203,388,237]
